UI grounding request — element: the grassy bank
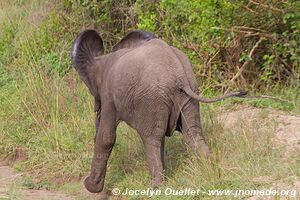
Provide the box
[0,0,299,199]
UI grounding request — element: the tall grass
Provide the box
[0,0,96,183]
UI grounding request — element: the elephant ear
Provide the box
[71,29,104,98]
[112,30,156,52]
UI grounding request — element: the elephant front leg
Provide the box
[84,105,116,193]
[180,99,211,159]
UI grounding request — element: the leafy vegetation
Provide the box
[63,0,299,91]
[0,0,299,199]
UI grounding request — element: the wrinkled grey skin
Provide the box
[71,30,246,193]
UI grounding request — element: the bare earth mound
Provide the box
[219,106,300,199]
[220,106,300,154]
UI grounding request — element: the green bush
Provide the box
[63,0,298,91]
[135,0,300,91]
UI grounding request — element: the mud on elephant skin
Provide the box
[71,29,247,193]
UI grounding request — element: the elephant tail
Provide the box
[71,30,104,76]
[183,86,247,103]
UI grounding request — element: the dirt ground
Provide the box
[0,106,299,199]
[219,106,300,199]
[0,161,74,200]
[220,106,300,154]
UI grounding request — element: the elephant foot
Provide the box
[84,176,104,193]
[188,141,212,161]
[201,143,212,160]
[151,177,164,189]
[98,190,109,200]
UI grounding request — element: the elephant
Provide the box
[71,29,246,193]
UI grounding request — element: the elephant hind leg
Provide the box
[180,99,211,159]
[143,138,165,188]
[139,109,169,188]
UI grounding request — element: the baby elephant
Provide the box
[71,30,246,193]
